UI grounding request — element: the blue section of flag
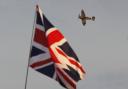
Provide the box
[36,10,43,26]
[59,42,79,62]
[43,15,54,31]
[64,65,80,82]
[31,46,45,57]
[36,63,55,78]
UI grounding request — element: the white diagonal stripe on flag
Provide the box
[35,24,45,31]
[32,41,49,52]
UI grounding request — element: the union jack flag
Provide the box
[29,5,85,89]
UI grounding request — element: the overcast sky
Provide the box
[0,0,128,89]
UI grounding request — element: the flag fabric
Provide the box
[29,5,85,89]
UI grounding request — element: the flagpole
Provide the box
[24,6,36,89]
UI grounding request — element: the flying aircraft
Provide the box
[79,9,95,26]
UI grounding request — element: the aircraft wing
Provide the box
[81,9,85,17]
